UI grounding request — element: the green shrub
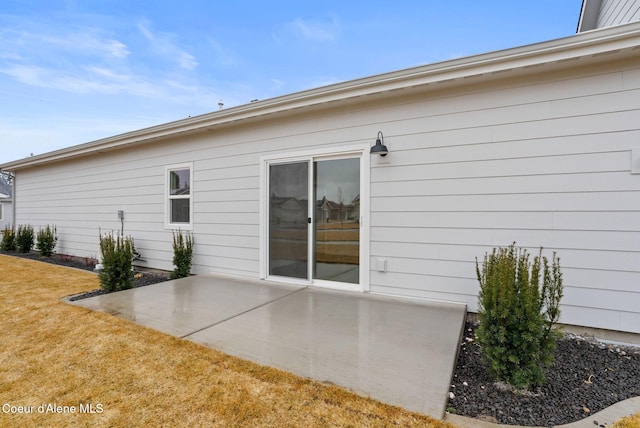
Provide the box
[36,225,58,257]
[475,242,563,389]
[98,232,135,293]
[1,226,16,251]
[16,224,35,253]
[170,229,194,279]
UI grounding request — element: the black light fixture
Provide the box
[370,131,388,156]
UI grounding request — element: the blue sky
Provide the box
[0,0,583,164]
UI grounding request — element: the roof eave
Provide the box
[3,21,640,171]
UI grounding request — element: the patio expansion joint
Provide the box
[179,286,308,339]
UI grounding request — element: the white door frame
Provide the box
[259,144,370,292]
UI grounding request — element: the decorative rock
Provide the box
[446,320,640,427]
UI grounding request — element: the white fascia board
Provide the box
[3,21,640,172]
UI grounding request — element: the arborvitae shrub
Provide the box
[170,229,194,279]
[1,226,16,251]
[98,232,134,293]
[475,242,563,390]
[36,225,58,257]
[16,224,35,253]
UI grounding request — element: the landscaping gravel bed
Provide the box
[1,250,98,271]
[448,320,640,426]
[67,271,171,301]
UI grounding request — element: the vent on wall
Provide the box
[632,147,640,174]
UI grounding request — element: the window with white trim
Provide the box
[166,163,193,228]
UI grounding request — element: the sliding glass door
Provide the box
[313,158,360,284]
[267,156,360,286]
[268,161,309,279]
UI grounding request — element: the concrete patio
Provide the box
[67,274,466,419]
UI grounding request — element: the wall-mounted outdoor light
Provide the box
[370,131,388,156]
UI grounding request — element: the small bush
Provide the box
[36,225,58,257]
[16,224,35,253]
[98,231,135,293]
[171,229,194,279]
[1,226,16,251]
[475,242,563,389]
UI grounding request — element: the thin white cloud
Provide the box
[0,57,230,110]
[51,33,130,59]
[286,16,341,42]
[103,39,130,59]
[0,17,207,103]
[0,51,23,61]
[1,65,42,87]
[136,22,154,41]
[83,65,130,81]
[0,29,130,60]
[270,78,285,91]
[137,21,198,70]
[206,38,237,67]
[0,64,162,97]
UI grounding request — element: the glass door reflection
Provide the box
[313,158,360,284]
[268,161,309,279]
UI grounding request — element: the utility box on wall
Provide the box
[632,147,640,174]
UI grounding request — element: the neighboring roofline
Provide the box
[3,21,640,171]
[578,0,602,32]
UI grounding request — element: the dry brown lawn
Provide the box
[0,255,456,427]
[270,228,359,242]
[612,413,640,428]
[316,222,358,230]
[316,244,359,264]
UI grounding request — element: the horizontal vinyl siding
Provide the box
[15,148,171,268]
[597,0,640,28]
[369,60,640,333]
[12,111,370,276]
[11,55,640,334]
[13,135,266,276]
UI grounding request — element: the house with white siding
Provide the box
[0,180,13,230]
[1,0,639,334]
